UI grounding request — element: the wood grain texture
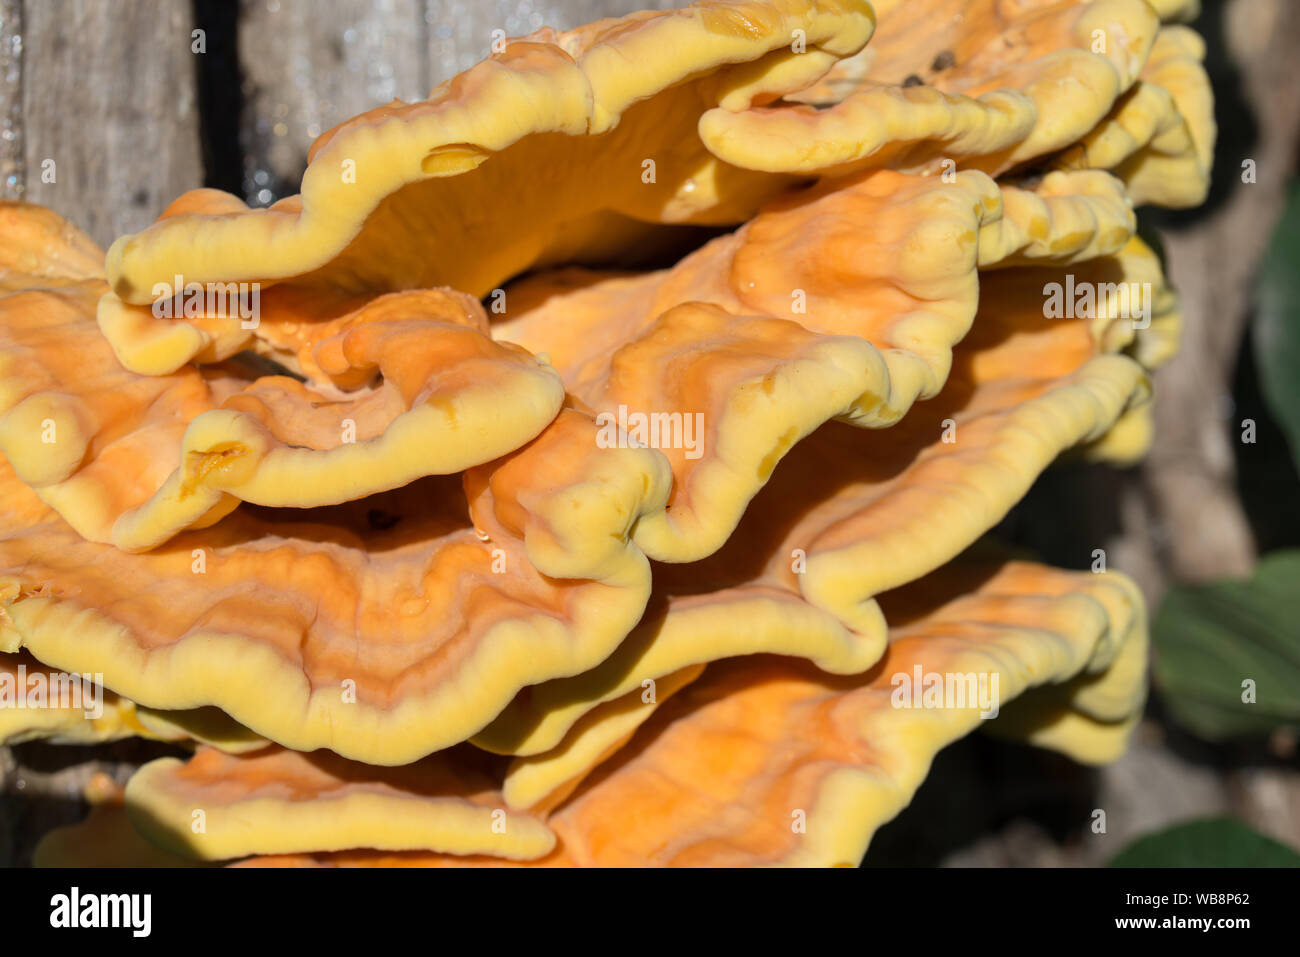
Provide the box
[13,0,203,246]
[0,0,21,203]
[237,0,430,202]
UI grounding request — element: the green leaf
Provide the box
[1110,817,1300,867]
[1254,180,1300,471]
[1153,550,1300,741]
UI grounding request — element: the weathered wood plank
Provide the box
[16,0,203,247]
[237,0,430,203]
[0,0,21,203]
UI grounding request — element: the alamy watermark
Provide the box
[1043,275,1152,330]
[150,274,260,329]
[890,665,1000,719]
[595,405,704,460]
[50,887,150,937]
[0,664,104,719]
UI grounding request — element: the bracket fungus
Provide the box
[124,745,556,861]
[1051,25,1214,207]
[755,0,1163,174]
[101,1,879,313]
[0,651,140,747]
[232,558,1146,868]
[492,166,1135,563]
[5,0,1214,867]
[474,252,1152,761]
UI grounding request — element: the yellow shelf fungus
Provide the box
[216,558,1145,868]
[475,254,1152,759]
[125,745,555,861]
[3,0,1215,868]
